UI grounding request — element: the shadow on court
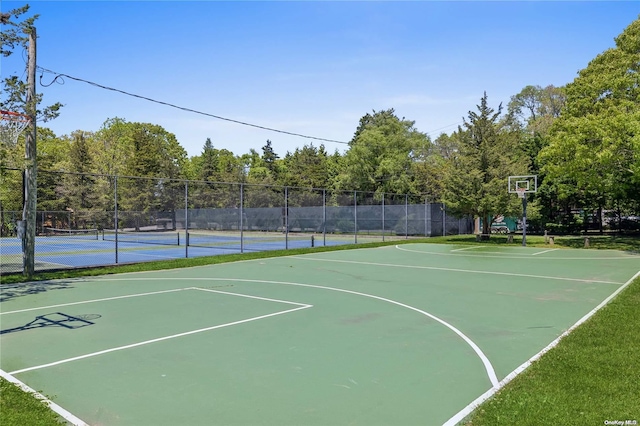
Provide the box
[0,312,101,335]
[0,280,76,303]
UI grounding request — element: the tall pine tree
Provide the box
[442,93,528,236]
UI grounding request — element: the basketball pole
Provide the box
[522,193,527,247]
[22,27,37,277]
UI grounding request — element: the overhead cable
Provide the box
[36,66,461,144]
[36,66,350,145]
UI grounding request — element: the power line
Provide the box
[36,66,461,145]
[36,66,351,145]
[425,122,462,137]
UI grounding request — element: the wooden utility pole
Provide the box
[22,27,37,277]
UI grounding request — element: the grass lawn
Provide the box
[1,235,639,425]
[464,273,640,425]
[0,378,65,425]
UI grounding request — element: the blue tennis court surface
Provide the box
[0,231,356,273]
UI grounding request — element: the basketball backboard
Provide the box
[508,175,537,194]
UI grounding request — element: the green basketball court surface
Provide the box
[1,243,639,425]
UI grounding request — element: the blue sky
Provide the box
[1,1,638,158]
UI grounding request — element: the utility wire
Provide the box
[425,122,462,136]
[36,66,350,145]
[36,66,461,144]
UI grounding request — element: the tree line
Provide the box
[1,8,639,235]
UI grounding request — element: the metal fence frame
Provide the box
[0,170,473,274]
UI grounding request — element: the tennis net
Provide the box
[186,231,313,251]
[102,229,181,246]
[43,227,99,240]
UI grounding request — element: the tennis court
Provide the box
[1,243,638,425]
[0,229,357,274]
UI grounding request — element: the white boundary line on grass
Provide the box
[0,368,90,426]
[290,255,625,285]
[443,269,640,426]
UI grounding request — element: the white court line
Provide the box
[191,287,311,307]
[290,256,624,285]
[532,248,559,256]
[29,260,70,268]
[85,277,500,387]
[450,246,484,252]
[0,288,190,316]
[120,251,183,259]
[450,250,532,256]
[443,269,640,426]
[0,369,89,426]
[395,244,640,260]
[10,304,312,375]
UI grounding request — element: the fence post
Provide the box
[354,190,357,244]
[382,193,385,242]
[240,183,244,254]
[323,189,326,247]
[405,194,408,239]
[442,205,446,237]
[285,186,289,250]
[185,181,189,258]
[114,175,118,264]
[424,198,428,237]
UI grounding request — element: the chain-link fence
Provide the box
[0,170,473,274]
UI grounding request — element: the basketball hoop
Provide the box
[0,110,31,147]
[509,175,536,248]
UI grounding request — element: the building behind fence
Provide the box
[0,170,473,274]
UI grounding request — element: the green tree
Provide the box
[244,148,268,183]
[258,139,283,183]
[508,85,564,128]
[35,128,68,214]
[197,138,219,181]
[412,132,460,202]
[0,128,25,234]
[442,93,528,236]
[191,143,245,208]
[215,149,244,183]
[508,85,565,173]
[0,5,62,125]
[540,15,640,231]
[93,118,187,181]
[336,109,430,195]
[61,132,101,220]
[122,123,186,179]
[281,144,330,189]
[93,117,133,177]
[0,126,67,217]
[117,122,187,228]
[1,3,62,227]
